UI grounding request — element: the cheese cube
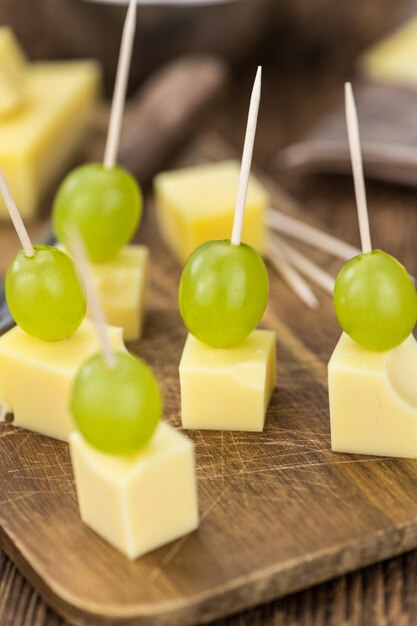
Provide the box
[0,57,100,219]
[70,422,199,559]
[0,28,27,117]
[0,320,125,441]
[62,244,149,341]
[179,330,276,431]
[154,161,269,262]
[361,16,417,87]
[329,333,417,458]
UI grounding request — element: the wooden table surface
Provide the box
[2,3,417,624]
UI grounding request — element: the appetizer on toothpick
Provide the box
[0,170,125,440]
[68,232,199,560]
[179,68,268,348]
[53,0,141,262]
[53,0,148,341]
[68,230,160,455]
[333,83,417,351]
[329,82,417,458]
[179,68,276,432]
[0,169,86,341]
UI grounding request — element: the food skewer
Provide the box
[231,66,261,246]
[268,82,404,305]
[66,231,197,562]
[67,230,116,369]
[178,67,275,433]
[345,82,372,254]
[66,230,197,563]
[266,237,320,310]
[333,82,417,352]
[266,209,360,261]
[0,170,86,342]
[328,82,417,459]
[0,170,34,257]
[103,0,137,170]
[179,67,269,349]
[68,242,162,455]
[53,0,142,264]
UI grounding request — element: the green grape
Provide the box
[179,240,269,348]
[334,249,417,351]
[71,351,162,455]
[53,163,142,263]
[6,245,86,341]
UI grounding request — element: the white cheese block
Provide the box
[329,332,417,458]
[0,319,125,441]
[179,329,276,431]
[70,422,199,559]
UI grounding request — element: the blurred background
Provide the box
[0,0,406,170]
[0,0,415,308]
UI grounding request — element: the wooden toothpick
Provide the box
[270,233,335,295]
[0,169,34,257]
[266,209,360,261]
[345,82,372,254]
[67,229,116,370]
[266,237,320,310]
[103,0,137,170]
[231,66,262,246]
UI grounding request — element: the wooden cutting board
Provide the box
[2,133,417,626]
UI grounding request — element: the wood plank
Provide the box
[4,538,417,626]
[2,133,417,626]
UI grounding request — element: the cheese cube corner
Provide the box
[179,330,276,431]
[154,160,269,262]
[329,332,417,458]
[70,422,199,559]
[360,16,417,87]
[0,319,125,441]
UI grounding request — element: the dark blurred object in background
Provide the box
[0,0,407,96]
[0,0,275,93]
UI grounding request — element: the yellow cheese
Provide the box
[179,329,276,431]
[360,16,417,87]
[0,319,125,441]
[70,422,199,559]
[154,160,269,262]
[0,28,27,117]
[329,332,417,458]
[62,244,149,342]
[0,58,100,219]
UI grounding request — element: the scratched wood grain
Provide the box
[1,132,417,626]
